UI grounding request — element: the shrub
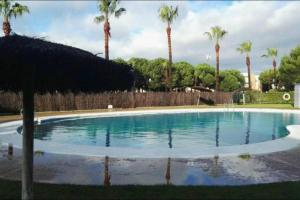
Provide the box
[244,91,294,104]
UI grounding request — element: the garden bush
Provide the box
[244,91,294,104]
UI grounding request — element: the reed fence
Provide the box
[0,91,233,113]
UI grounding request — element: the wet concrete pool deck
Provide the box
[1,146,300,186]
[1,108,300,186]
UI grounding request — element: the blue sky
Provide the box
[7,1,300,74]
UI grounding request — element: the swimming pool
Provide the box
[2,108,300,158]
[33,111,299,149]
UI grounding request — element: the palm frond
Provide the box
[268,48,278,57]
[159,5,178,25]
[8,3,29,18]
[262,48,278,58]
[99,0,110,14]
[220,30,227,38]
[169,5,178,24]
[96,0,125,22]
[109,0,117,15]
[273,49,278,57]
[236,47,244,54]
[158,5,169,23]
[0,0,11,17]
[204,32,213,41]
[237,41,252,55]
[0,1,4,15]
[115,7,125,18]
[94,15,105,24]
[205,26,227,43]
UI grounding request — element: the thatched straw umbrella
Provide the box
[0,35,134,93]
[0,35,133,200]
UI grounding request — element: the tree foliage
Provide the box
[259,69,278,92]
[0,0,29,20]
[279,45,300,90]
[259,69,274,84]
[147,58,169,91]
[204,26,227,45]
[262,48,278,58]
[127,57,150,90]
[220,70,245,92]
[113,57,127,65]
[237,41,252,56]
[220,75,240,92]
[117,58,246,92]
[94,0,125,23]
[202,74,215,88]
[158,5,178,26]
[172,61,194,88]
[194,63,215,88]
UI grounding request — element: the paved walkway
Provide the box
[1,146,300,186]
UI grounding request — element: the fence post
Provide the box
[131,92,136,108]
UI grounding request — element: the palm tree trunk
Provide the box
[3,16,11,37]
[104,20,110,60]
[215,44,220,91]
[273,59,277,88]
[246,56,252,90]
[22,65,35,200]
[166,26,172,91]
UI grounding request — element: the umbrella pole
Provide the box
[22,66,34,200]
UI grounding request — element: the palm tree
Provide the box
[159,5,178,91]
[262,48,278,88]
[0,0,29,36]
[94,0,126,60]
[237,41,252,90]
[204,26,227,91]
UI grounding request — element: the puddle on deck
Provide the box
[1,146,300,186]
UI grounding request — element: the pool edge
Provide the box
[1,108,300,159]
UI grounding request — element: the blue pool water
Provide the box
[34,112,300,149]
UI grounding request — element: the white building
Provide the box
[242,73,261,91]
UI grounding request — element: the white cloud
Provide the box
[8,1,300,74]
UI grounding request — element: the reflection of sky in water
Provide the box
[34,112,300,149]
[10,152,290,186]
[182,167,253,186]
[95,157,280,186]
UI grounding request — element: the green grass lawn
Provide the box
[1,179,300,200]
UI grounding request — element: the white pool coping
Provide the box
[1,108,300,158]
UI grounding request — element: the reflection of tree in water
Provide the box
[216,114,219,147]
[86,124,97,143]
[272,114,276,140]
[35,118,98,140]
[210,155,220,178]
[168,129,172,149]
[34,123,56,139]
[245,113,250,144]
[106,127,110,147]
[104,156,111,186]
[165,157,171,185]
[99,113,218,137]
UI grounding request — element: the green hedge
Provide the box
[233,91,294,104]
